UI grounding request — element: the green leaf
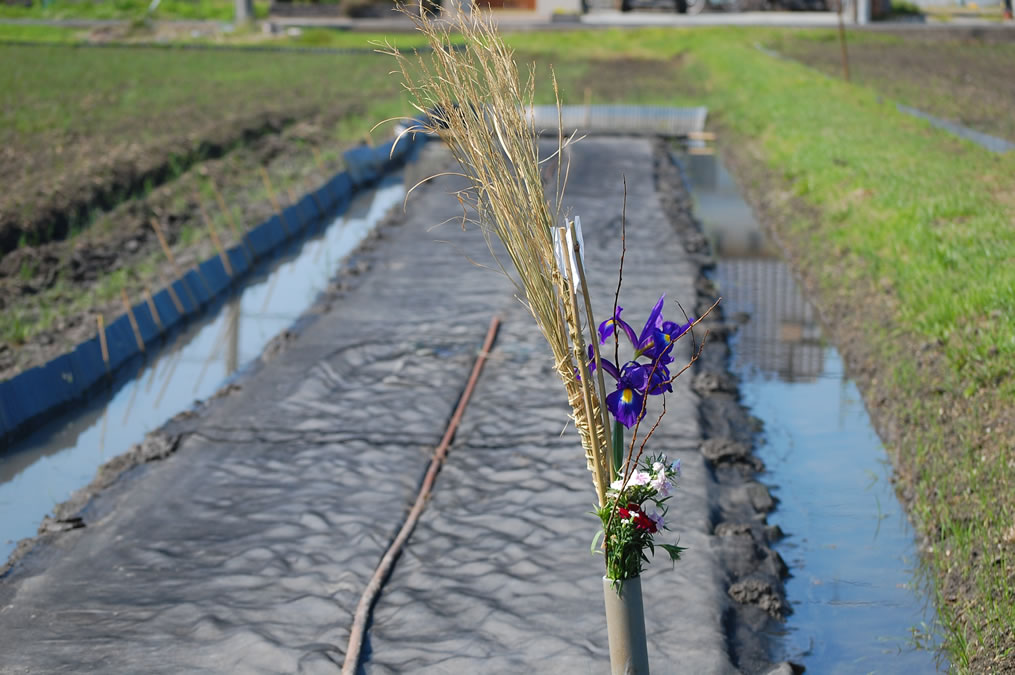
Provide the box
[660,543,686,562]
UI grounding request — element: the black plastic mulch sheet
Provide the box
[0,138,737,674]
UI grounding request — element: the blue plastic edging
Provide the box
[0,135,431,446]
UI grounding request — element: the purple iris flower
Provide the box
[590,295,693,427]
[605,362,648,428]
[599,295,693,363]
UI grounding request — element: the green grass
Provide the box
[508,26,1015,671]
[0,0,270,21]
[0,23,84,42]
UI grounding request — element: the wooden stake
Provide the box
[97,314,110,373]
[209,178,253,263]
[120,288,146,353]
[150,217,178,268]
[686,130,717,141]
[258,166,291,235]
[836,0,851,82]
[143,287,163,334]
[165,283,185,315]
[150,217,199,310]
[196,197,234,277]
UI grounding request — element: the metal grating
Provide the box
[527,104,708,137]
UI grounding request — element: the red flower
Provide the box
[633,511,657,533]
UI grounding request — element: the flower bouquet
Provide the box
[385,9,714,674]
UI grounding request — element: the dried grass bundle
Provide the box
[382,8,616,504]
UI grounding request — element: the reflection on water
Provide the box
[682,152,945,672]
[0,176,407,562]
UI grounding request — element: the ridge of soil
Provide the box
[653,140,796,675]
[0,104,362,382]
[717,128,1015,673]
[0,108,307,255]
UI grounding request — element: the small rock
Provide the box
[692,371,738,396]
[746,482,776,512]
[728,577,788,618]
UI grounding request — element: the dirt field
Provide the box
[768,30,1015,143]
[0,43,690,382]
[0,43,412,379]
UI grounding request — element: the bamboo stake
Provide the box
[143,287,163,334]
[836,0,851,82]
[150,217,200,310]
[258,166,291,235]
[560,226,607,507]
[196,197,234,277]
[165,283,186,316]
[209,178,254,263]
[96,314,110,373]
[570,219,615,480]
[686,131,717,141]
[120,288,145,353]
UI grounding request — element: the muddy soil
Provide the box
[0,106,366,381]
[770,32,1015,143]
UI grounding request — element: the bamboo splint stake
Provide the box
[258,166,291,236]
[208,179,254,263]
[150,217,201,310]
[196,198,233,277]
[143,287,163,334]
[686,131,717,141]
[165,283,185,315]
[96,315,110,373]
[120,289,145,353]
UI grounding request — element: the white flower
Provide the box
[652,461,665,474]
[609,478,625,492]
[650,473,671,497]
[629,470,651,487]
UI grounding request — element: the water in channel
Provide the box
[679,150,945,672]
[0,173,408,563]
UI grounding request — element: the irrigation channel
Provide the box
[678,148,945,672]
[0,170,413,563]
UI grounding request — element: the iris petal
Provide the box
[638,294,666,345]
[607,386,644,428]
[599,308,638,346]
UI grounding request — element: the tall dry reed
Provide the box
[382,8,616,504]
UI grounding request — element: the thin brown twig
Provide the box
[605,298,720,530]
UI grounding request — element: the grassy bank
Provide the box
[509,27,1015,671]
[766,29,1015,144]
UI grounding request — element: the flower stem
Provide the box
[612,420,624,480]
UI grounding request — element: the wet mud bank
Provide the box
[654,144,794,675]
[2,138,790,673]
